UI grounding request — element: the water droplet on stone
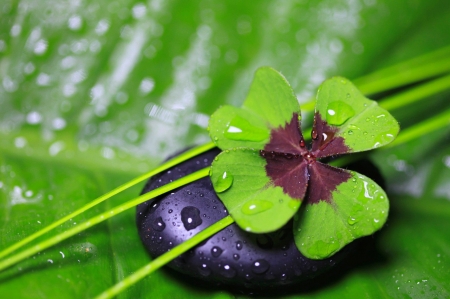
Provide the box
[236,241,243,250]
[198,264,211,276]
[181,206,202,231]
[220,264,237,278]
[151,217,166,232]
[211,246,223,257]
[215,171,233,193]
[233,253,240,260]
[251,259,270,274]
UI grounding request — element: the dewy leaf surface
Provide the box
[294,169,389,259]
[312,77,400,158]
[209,67,300,150]
[1,0,450,298]
[210,149,302,233]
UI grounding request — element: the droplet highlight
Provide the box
[251,259,270,274]
[180,206,202,231]
[151,217,166,232]
[211,246,223,257]
[325,101,355,126]
[214,171,233,193]
[224,115,268,142]
[241,199,273,215]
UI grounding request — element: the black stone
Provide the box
[136,148,384,290]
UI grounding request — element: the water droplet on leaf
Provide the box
[224,115,268,142]
[325,101,355,126]
[241,199,273,215]
[215,171,233,193]
[347,216,357,225]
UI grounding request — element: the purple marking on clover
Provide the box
[261,111,351,204]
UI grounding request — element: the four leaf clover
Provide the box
[208,67,399,259]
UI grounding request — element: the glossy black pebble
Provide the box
[136,149,378,289]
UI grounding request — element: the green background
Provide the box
[1,0,450,298]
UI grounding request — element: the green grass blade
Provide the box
[94,215,235,299]
[354,45,450,95]
[385,107,450,149]
[0,142,215,260]
[0,167,210,272]
[379,73,450,111]
[301,45,450,113]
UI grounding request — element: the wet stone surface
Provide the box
[136,148,380,289]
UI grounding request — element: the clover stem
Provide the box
[95,215,235,299]
[0,142,215,261]
[0,167,210,272]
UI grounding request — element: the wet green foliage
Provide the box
[1,0,450,298]
[209,68,397,258]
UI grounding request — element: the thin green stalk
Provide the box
[0,168,210,272]
[95,215,235,299]
[0,142,215,260]
[354,54,450,95]
[379,73,450,111]
[300,45,450,113]
[385,107,450,149]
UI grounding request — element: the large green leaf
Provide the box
[312,77,399,156]
[1,0,450,298]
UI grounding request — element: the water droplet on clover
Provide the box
[241,199,273,215]
[311,129,318,140]
[347,216,357,225]
[325,101,355,126]
[224,115,268,142]
[215,171,233,193]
